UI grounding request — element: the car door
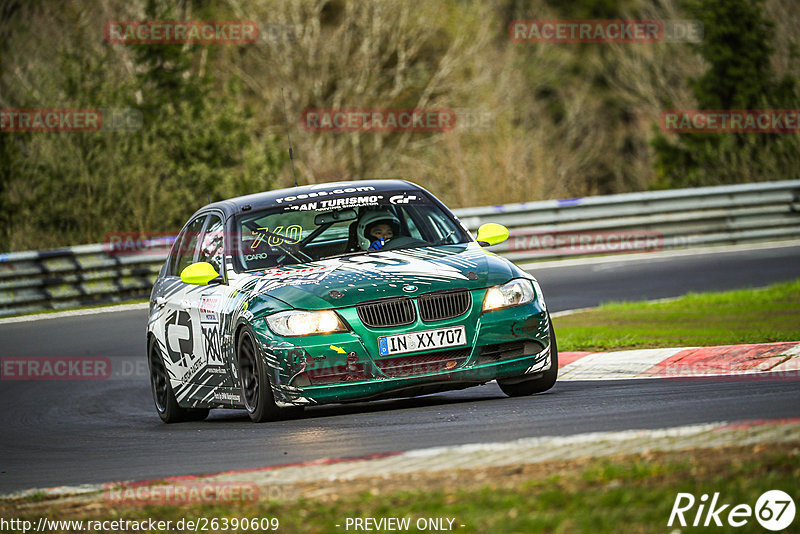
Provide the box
[184,212,237,389]
[158,214,208,387]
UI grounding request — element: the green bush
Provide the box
[651,0,800,189]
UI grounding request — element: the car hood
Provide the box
[239,243,520,310]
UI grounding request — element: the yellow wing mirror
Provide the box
[180,262,223,285]
[475,223,509,247]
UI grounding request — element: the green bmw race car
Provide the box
[147,180,557,423]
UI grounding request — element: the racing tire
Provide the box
[238,328,283,423]
[498,315,558,397]
[148,338,210,423]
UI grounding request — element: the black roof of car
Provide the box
[193,179,423,219]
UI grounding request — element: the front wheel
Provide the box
[148,338,209,423]
[498,315,558,397]
[238,328,283,423]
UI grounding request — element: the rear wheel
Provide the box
[498,315,558,397]
[238,328,283,423]
[148,338,209,423]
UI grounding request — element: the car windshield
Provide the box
[233,190,469,271]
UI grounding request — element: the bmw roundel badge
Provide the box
[402,285,418,293]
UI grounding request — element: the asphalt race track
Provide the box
[1,244,799,493]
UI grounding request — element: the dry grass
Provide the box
[2,0,798,250]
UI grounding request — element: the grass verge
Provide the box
[2,443,798,533]
[554,279,800,352]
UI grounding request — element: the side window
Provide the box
[197,214,224,275]
[424,210,457,243]
[169,215,207,277]
[167,236,183,277]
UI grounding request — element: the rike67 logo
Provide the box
[669,490,796,531]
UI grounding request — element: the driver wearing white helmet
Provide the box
[357,210,402,251]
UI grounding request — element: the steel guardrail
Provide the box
[1,180,798,317]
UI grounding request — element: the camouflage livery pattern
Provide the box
[146,181,554,415]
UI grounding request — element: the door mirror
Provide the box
[180,262,223,285]
[475,223,509,247]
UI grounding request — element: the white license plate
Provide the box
[378,326,466,356]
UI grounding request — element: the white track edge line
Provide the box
[521,239,800,271]
[0,302,149,324]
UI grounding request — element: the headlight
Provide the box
[266,310,348,336]
[482,279,535,311]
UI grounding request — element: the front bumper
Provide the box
[282,344,551,405]
[253,292,550,406]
